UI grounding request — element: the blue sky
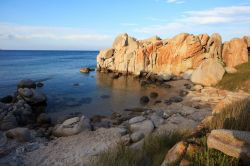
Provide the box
[0,0,250,50]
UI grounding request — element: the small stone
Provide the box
[36,82,44,87]
[169,96,183,103]
[6,127,32,142]
[17,79,36,89]
[80,68,90,73]
[140,96,150,105]
[149,92,158,99]
[179,90,189,97]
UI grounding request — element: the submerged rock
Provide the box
[0,95,13,104]
[80,68,90,73]
[17,79,36,89]
[140,96,150,105]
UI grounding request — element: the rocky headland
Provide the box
[0,33,249,166]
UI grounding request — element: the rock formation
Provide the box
[97,33,249,86]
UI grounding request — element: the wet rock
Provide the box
[0,95,13,104]
[140,80,151,86]
[36,82,44,88]
[131,132,144,143]
[149,92,158,99]
[17,79,36,89]
[18,88,33,98]
[1,114,18,130]
[18,88,47,105]
[6,127,32,142]
[179,90,189,97]
[100,95,110,99]
[140,96,150,105]
[169,96,183,103]
[164,100,172,105]
[37,113,51,125]
[53,116,91,137]
[91,115,107,123]
[80,68,90,73]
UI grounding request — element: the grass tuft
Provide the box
[90,132,184,166]
[209,98,250,131]
[217,61,250,93]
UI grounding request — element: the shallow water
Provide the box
[0,50,188,119]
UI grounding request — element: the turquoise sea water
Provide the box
[0,50,171,118]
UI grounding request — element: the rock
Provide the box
[80,68,90,73]
[222,38,248,67]
[179,90,188,97]
[191,59,225,86]
[17,79,36,89]
[18,88,33,98]
[98,48,114,59]
[36,82,44,87]
[169,96,183,103]
[1,114,18,130]
[140,96,150,105]
[150,113,164,127]
[207,129,250,164]
[179,159,191,166]
[224,67,237,74]
[112,33,129,50]
[130,139,144,150]
[191,85,203,91]
[130,132,144,143]
[52,116,91,137]
[182,70,193,80]
[243,36,250,47]
[0,95,13,103]
[149,92,158,99]
[184,83,192,90]
[161,141,188,166]
[6,127,32,142]
[206,33,222,60]
[37,113,51,125]
[130,120,154,136]
[129,116,146,124]
[111,73,120,79]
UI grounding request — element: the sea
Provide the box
[0,50,171,119]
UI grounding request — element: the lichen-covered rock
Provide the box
[222,38,248,67]
[191,59,225,86]
[207,129,250,164]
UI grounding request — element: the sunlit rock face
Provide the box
[97,33,247,77]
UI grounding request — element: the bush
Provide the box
[209,98,250,131]
[90,132,184,166]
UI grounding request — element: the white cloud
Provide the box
[166,0,185,4]
[0,22,113,50]
[133,5,250,38]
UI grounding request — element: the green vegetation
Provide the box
[217,61,250,93]
[90,132,184,166]
[209,98,250,131]
[186,137,240,166]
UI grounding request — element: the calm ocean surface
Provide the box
[0,50,170,118]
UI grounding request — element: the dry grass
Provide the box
[209,98,250,131]
[90,132,184,166]
[217,61,250,93]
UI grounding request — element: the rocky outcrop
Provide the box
[97,33,249,85]
[191,59,225,86]
[222,38,248,67]
[207,129,250,164]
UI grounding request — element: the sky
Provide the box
[0,0,250,50]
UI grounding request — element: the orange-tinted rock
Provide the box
[222,38,248,67]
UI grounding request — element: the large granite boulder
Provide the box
[206,33,222,60]
[207,129,250,164]
[191,59,225,86]
[222,38,248,67]
[52,116,91,137]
